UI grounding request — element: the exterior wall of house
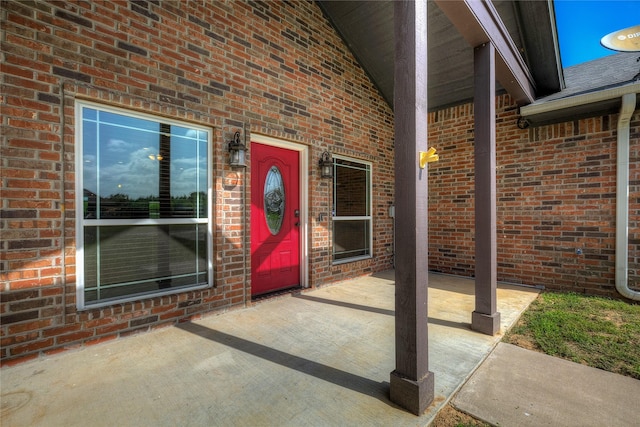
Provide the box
[2,0,637,366]
[428,94,639,298]
[0,0,395,364]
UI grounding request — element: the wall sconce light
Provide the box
[228,131,247,168]
[517,116,530,129]
[419,147,439,169]
[319,150,333,178]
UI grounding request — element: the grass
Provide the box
[436,291,640,427]
[430,404,490,427]
[504,291,640,379]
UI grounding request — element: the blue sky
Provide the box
[554,0,640,68]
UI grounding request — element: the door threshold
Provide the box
[251,285,302,302]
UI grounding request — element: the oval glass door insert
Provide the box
[264,165,285,235]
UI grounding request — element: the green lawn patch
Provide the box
[504,291,640,379]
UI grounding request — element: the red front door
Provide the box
[251,143,300,296]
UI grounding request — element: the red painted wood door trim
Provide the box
[250,143,300,296]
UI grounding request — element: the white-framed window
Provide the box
[75,101,212,309]
[332,156,372,263]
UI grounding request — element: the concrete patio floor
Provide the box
[1,271,539,426]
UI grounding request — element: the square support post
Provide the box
[472,42,501,335]
[390,0,434,415]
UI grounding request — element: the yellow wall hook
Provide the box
[419,147,439,169]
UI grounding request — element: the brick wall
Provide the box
[1,0,395,363]
[428,94,640,298]
[2,0,636,365]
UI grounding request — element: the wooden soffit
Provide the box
[433,0,536,105]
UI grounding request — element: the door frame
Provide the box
[250,133,309,289]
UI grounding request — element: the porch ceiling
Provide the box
[317,0,562,111]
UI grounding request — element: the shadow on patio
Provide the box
[0,272,539,426]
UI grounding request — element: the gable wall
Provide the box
[0,0,395,363]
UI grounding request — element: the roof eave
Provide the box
[434,0,536,105]
[519,81,640,126]
[514,0,565,96]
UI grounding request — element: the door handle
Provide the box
[294,209,300,217]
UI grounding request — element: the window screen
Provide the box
[332,157,372,262]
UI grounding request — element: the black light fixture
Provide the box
[228,131,247,167]
[319,150,333,178]
[517,116,530,129]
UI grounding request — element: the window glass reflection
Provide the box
[82,109,208,219]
